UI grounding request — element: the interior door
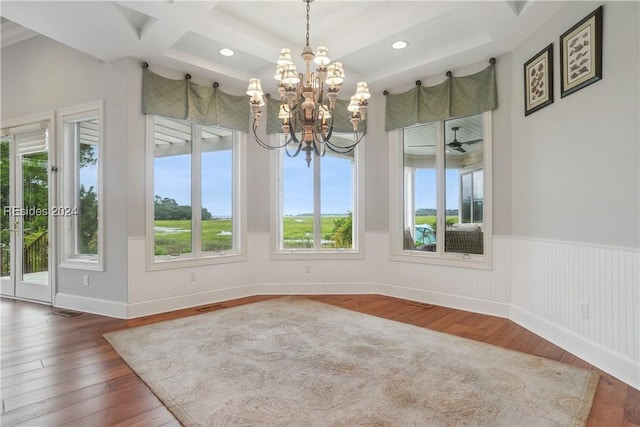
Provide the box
[1,122,53,303]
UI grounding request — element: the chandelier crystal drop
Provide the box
[247,0,370,166]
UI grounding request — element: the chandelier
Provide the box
[246,0,370,166]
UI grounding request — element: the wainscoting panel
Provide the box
[509,236,639,388]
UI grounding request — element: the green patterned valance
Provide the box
[141,67,249,132]
[385,62,498,131]
[265,97,356,135]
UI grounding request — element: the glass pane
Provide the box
[201,126,233,252]
[153,117,193,257]
[282,146,314,249]
[473,170,484,223]
[77,119,99,256]
[444,114,484,255]
[22,151,48,284]
[321,151,353,249]
[1,137,10,279]
[461,173,472,223]
[404,122,437,252]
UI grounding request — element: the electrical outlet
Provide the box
[83,275,89,286]
[580,302,589,319]
[190,272,196,281]
[305,264,311,273]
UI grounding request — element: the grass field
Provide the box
[154,215,349,254]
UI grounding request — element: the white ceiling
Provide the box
[0,0,568,96]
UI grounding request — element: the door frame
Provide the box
[1,111,56,304]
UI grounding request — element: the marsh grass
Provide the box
[154,215,349,254]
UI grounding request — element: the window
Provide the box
[391,112,491,268]
[59,101,104,270]
[147,115,245,267]
[273,133,362,256]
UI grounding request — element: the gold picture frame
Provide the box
[524,44,554,116]
[560,6,603,97]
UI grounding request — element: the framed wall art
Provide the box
[559,6,603,97]
[524,44,554,116]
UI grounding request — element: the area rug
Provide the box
[104,297,599,426]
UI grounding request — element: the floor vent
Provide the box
[53,309,84,317]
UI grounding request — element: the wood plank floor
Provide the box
[1,295,638,426]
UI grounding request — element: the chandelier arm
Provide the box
[284,143,303,158]
[251,119,291,150]
[324,138,357,153]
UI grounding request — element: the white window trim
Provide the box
[58,101,105,272]
[145,116,247,271]
[389,111,493,270]
[270,134,365,260]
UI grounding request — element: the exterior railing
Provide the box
[23,231,48,274]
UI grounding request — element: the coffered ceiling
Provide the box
[1,1,567,95]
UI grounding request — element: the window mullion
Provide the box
[314,154,321,249]
[436,121,446,255]
[192,123,202,256]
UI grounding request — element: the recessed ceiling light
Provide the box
[219,48,234,57]
[391,40,408,50]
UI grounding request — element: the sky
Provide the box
[154,151,460,217]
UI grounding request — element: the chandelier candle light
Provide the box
[246,0,370,166]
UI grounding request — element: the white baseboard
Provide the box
[55,292,128,319]
[510,305,640,390]
[378,283,511,318]
[127,284,259,319]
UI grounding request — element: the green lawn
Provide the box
[154,215,349,254]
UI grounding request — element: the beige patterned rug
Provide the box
[104,297,599,426]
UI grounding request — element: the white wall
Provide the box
[510,1,639,249]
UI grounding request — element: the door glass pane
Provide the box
[321,151,353,249]
[444,114,484,255]
[404,122,437,252]
[153,117,192,257]
[1,137,10,279]
[201,126,233,252]
[282,146,314,249]
[21,151,48,284]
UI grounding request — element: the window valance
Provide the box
[265,96,356,135]
[385,60,498,131]
[141,65,249,132]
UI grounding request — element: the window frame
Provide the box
[389,111,493,269]
[58,101,105,271]
[145,115,247,270]
[270,134,365,260]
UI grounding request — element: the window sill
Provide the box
[59,257,104,272]
[272,249,364,261]
[390,250,492,270]
[147,252,247,271]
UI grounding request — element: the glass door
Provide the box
[1,122,52,303]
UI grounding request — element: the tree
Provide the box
[79,184,98,254]
[327,213,352,248]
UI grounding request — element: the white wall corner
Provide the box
[55,292,128,319]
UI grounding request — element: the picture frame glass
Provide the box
[526,51,551,110]
[563,16,597,88]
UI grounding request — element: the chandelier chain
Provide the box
[305,0,310,47]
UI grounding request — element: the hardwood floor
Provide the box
[1,295,638,426]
